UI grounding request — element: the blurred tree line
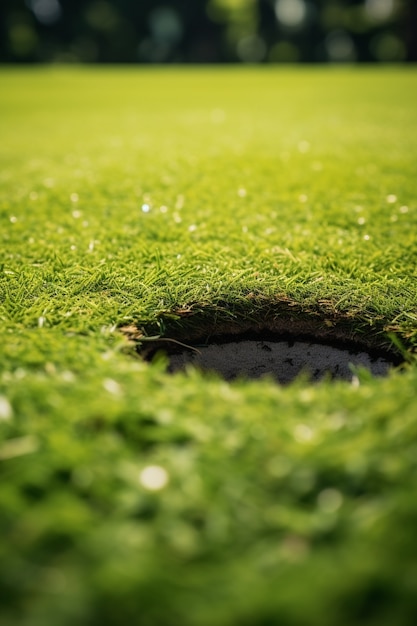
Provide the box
[1,0,415,64]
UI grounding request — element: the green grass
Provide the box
[1,66,417,626]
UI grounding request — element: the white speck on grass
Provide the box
[139,465,169,491]
[317,488,343,513]
[299,389,314,403]
[38,316,46,328]
[159,205,168,213]
[210,108,226,124]
[61,370,75,383]
[102,378,121,395]
[363,234,370,241]
[0,396,13,421]
[298,194,308,203]
[386,194,397,203]
[72,210,82,219]
[237,187,247,197]
[188,224,197,232]
[357,217,366,225]
[175,195,184,209]
[312,161,322,171]
[156,410,172,424]
[14,368,26,380]
[298,140,310,153]
[101,324,117,334]
[399,205,409,214]
[10,216,18,223]
[294,424,314,442]
[70,245,77,251]
[70,193,79,202]
[0,436,39,460]
[328,413,346,431]
[141,204,150,213]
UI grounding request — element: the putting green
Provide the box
[0,67,417,625]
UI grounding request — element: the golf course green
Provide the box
[1,66,417,625]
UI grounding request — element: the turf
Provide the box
[1,66,417,625]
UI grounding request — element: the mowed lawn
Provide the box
[1,67,417,625]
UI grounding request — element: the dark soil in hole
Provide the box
[140,329,402,384]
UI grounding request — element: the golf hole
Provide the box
[143,332,401,384]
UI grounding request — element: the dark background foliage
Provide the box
[1,0,416,64]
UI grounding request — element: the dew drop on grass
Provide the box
[141,204,150,213]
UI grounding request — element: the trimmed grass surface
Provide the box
[1,67,417,625]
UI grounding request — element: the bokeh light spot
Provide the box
[275,0,307,29]
[139,465,169,491]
